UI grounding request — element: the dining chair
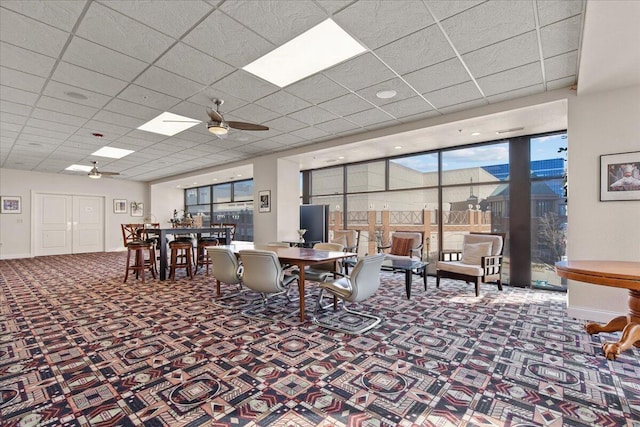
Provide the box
[313,253,385,334]
[207,246,248,308]
[300,242,345,283]
[238,249,300,320]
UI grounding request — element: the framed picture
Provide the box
[258,190,271,213]
[131,202,144,217]
[1,196,21,214]
[600,151,640,201]
[114,199,127,213]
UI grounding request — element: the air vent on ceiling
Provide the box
[496,127,524,134]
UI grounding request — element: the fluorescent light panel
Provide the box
[243,19,366,87]
[92,146,134,159]
[137,112,200,136]
[66,164,93,172]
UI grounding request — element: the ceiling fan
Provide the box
[88,161,119,179]
[167,99,269,136]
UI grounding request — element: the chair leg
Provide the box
[312,303,382,334]
[124,250,131,283]
[475,277,481,297]
[436,272,440,288]
[497,279,503,291]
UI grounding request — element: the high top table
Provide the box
[555,260,640,360]
[145,227,231,281]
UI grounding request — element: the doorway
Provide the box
[34,193,105,256]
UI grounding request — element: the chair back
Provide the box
[391,232,422,250]
[121,223,145,247]
[312,242,345,272]
[208,246,242,285]
[346,254,385,302]
[239,250,286,294]
[332,230,359,251]
[465,233,504,256]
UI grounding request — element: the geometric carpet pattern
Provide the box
[1,252,639,426]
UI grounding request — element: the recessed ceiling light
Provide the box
[212,178,218,181]
[394,146,402,149]
[66,164,93,172]
[471,132,481,136]
[243,19,366,87]
[237,174,242,177]
[338,156,344,160]
[64,91,88,100]
[376,89,397,99]
[137,112,200,136]
[92,147,134,159]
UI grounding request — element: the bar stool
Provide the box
[124,241,157,283]
[197,237,218,276]
[169,240,194,281]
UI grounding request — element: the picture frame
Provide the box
[258,190,271,213]
[114,199,127,213]
[1,196,21,214]
[600,151,640,201]
[131,202,144,217]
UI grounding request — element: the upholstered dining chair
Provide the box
[313,253,385,334]
[238,249,300,320]
[331,229,360,254]
[436,232,505,297]
[207,246,246,308]
[298,242,345,283]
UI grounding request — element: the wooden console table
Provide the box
[555,260,640,360]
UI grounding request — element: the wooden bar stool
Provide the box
[169,240,194,281]
[197,237,218,276]
[124,241,157,283]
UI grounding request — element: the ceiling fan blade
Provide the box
[101,171,120,176]
[206,106,224,122]
[227,121,269,131]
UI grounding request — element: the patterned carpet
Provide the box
[1,252,638,427]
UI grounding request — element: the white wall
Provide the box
[149,183,184,227]
[566,85,640,321]
[0,168,148,258]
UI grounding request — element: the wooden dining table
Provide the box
[555,260,640,360]
[215,243,356,322]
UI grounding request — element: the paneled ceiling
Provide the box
[0,0,607,183]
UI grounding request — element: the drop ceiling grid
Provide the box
[0,0,586,181]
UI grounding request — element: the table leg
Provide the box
[405,270,412,299]
[423,266,427,290]
[602,322,640,360]
[296,262,306,322]
[159,231,167,281]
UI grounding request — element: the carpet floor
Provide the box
[1,252,638,426]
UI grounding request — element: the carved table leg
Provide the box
[602,322,640,360]
[584,315,629,334]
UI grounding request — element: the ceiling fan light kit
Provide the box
[208,120,229,135]
[88,161,119,179]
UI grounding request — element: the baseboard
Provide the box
[0,253,32,260]
[567,306,626,323]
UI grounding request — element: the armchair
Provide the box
[436,232,505,297]
[331,229,360,253]
[378,231,423,263]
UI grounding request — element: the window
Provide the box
[389,153,438,189]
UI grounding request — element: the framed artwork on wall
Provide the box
[131,202,144,217]
[114,199,127,213]
[1,196,21,214]
[258,190,271,213]
[600,151,640,201]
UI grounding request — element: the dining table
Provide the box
[145,227,231,281]
[555,260,640,360]
[214,243,356,322]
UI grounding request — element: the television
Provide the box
[299,204,329,243]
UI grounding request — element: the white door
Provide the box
[35,193,104,256]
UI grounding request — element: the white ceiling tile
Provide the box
[319,93,373,117]
[536,0,584,27]
[375,25,456,75]
[325,53,395,91]
[0,112,27,125]
[255,91,311,115]
[92,110,143,128]
[403,58,469,95]
[288,106,339,126]
[0,100,33,116]
[0,67,47,93]
[356,78,420,107]
[51,62,128,96]
[31,108,88,127]
[272,133,304,145]
[397,109,440,124]
[314,0,353,15]
[425,1,485,21]
[463,31,540,78]
[546,76,575,91]
[438,98,487,114]
[487,84,545,104]
[121,130,168,143]
[211,71,279,103]
[117,85,180,111]
[545,51,578,81]
[83,119,131,136]
[334,0,433,49]
[540,15,583,58]
[37,96,99,119]
[134,66,206,99]
[42,81,112,108]
[344,108,394,128]
[76,2,174,63]
[263,116,307,133]
[62,37,149,81]
[182,10,275,68]
[22,127,73,142]
[0,8,69,57]
[220,0,327,45]
[1,122,23,133]
[156,42,234,85]
[425,81,483,109]
[26,117,79,134]
[0,42,57,78]
[285,73,349,104]
[315,117,359,134]
[477,62,543,97]
[440,1,535,54]
[228,103,279,124]
[103,98,162,121]
[1,0,87,31]
[380,96,434,119]
[0,85,39,105]
[101,0,213,38]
